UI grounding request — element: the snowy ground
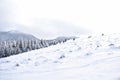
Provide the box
[0,34,120,80]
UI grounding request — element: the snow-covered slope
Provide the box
[0,33,120,80]
[0,30,39,41]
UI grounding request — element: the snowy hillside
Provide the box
[0,33,120,80]
[0,30,39,41]
[0,30,75,58]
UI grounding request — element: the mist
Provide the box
[0,0,120,38]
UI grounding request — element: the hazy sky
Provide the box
[0,0,120,39]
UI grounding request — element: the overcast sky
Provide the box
[0,0,120,39]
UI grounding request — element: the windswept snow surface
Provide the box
[0,34,120,80]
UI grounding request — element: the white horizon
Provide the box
[0,0,120,38]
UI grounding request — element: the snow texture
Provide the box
[0,33,120,80]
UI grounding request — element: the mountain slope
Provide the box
[0,30,39,41]
[0,33,120,80]
[0,30,76,58]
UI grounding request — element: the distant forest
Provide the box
[0,38,75,58]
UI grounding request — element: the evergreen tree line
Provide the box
[0,38,74,58]
[0,40,49,58]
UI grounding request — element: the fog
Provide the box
[0,0,120,38]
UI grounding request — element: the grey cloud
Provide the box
[0,0,91,38]
[16,19,91,39]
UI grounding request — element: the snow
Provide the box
[0,30,39,41]
[0,33,120,80]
